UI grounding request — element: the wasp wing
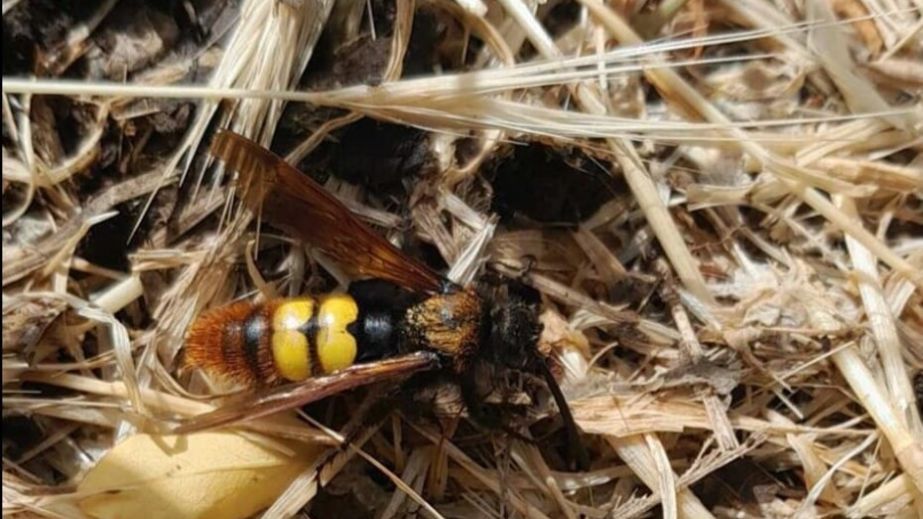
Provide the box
[210,130,443,294]
[174,351,440,434]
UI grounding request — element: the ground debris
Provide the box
[3,0,922,517]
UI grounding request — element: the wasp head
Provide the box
[484,282,543,371]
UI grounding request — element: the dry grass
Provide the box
[2,0,922,518]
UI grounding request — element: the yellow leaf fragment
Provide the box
[77,432,321,519]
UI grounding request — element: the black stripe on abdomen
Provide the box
[299,312,320,377]
[243,308,267,381]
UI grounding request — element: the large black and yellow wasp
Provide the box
[176,130,587,469]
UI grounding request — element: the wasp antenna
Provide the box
[538,361,589,472]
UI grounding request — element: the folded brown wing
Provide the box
[174,351,440,433]
[210,130,443,294]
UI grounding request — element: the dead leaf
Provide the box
[77,432,322,519]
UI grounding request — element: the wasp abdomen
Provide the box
[185,294,360,386]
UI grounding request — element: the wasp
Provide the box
[177,130,587,469]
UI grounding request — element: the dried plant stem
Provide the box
[838,196,922,433]
[379,448,442,519]
[848,473,916,517]
[796,431,880,517]
[4,75,909,144]
[42,0,118,74]
[830,345,923,494]
[22,371,209,416]
[89,275,144,315]
[580,0,923,291]
[766,410,846,506]
[10,292,145,424]
[667,280,738,451]
[606,434,713,519]
[285,112,362,165]
[511,442,578,519]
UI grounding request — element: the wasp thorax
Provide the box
[402,289,483,365]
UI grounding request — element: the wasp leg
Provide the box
[458,368,537,445]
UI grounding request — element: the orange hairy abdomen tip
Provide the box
[184,301,261,386]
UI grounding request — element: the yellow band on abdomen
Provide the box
[316,293,359,373]
[270,299,315,381]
